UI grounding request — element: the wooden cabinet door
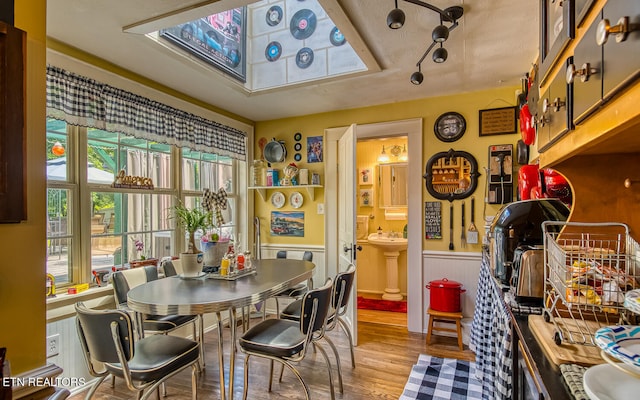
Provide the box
[571,10,604,125]
[546,57,573,149]
[602,0,640,102]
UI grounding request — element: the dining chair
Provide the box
[111,265,204,367]
[74,302,200,400]
[266,250,314,318]
[239,278,335,400]
[280,263,357,394]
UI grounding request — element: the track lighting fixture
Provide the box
[387,0,406,29]
[386,1,463,85]
[432,24,449,42]
[432,44,448,63]
[410,64,424,85]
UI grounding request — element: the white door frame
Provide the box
[325,118,423,333]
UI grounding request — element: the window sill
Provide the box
[46,285,115,323]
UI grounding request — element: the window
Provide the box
[46,118,239,287]
[181,148,236,244]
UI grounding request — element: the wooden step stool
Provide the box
[426,308,463,350]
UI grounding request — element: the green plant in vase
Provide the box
[171,202,213,277]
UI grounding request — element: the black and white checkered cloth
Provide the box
[399,355,482,400]
[203,188,227,226]
[46,65,247,160]
[469,249,513,400]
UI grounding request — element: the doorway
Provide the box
[355,136,408,327]
[325,118,423,336]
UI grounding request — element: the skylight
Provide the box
[156,0,368,92]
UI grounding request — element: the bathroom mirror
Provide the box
[378,162,408,208]
[423,149,480,201]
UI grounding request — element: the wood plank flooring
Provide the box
[67,315,475,399]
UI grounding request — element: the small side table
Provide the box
[426,308,463,350]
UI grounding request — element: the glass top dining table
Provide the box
[127,258,315,400]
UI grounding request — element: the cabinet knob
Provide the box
[596,17,636,46]
[537,113,550,128]
[542,97,565,114]
[566,63,599,84]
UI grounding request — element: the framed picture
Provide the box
[360,189,373,207]
[160,7,247,82]
[479,106,518,136]
[307,136,323,163]
[270,211,304,237]
[359,167,373,185]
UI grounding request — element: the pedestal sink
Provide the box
[368,233,407,301]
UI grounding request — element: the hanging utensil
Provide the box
[467,197,479,244]
[461,201,466,248]
[449,203,454,251]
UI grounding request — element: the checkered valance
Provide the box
[46,65,247,160]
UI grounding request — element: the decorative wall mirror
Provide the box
[423,149,480,201]
[378,162,408,208]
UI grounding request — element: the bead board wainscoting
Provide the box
[422,251,481,335]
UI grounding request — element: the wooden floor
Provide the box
[67,314,475,400]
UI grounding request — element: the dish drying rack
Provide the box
[542,221,640,346]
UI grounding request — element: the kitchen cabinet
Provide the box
[568,12,603,124]
[537,0,640,242]
[538,56,573,151]
[601,0,640,101]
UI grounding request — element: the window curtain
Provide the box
[46,65,247,160]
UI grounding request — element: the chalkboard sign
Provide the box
[425,201,442,239]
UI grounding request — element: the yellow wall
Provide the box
[0,0,48,374]
[255,87,523,251]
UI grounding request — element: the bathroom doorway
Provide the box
[325,118,423,335]
[355,137,409,327]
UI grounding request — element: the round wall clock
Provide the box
[434,112,466,142]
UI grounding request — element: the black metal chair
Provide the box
[111,265,204,367]
[267,250,314,317]
[74,302,200,400]
[280,263,357,393]
[239,278,335,400]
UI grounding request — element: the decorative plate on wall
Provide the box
[434,112,466,142]
[271,191,285,208]
[290,191,304,208]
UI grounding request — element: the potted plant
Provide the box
[171,202,213,277]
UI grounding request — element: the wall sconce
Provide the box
[378,144,408,162]
[399,144,408,162]
[377,145,390,163]
[387,0,464,85]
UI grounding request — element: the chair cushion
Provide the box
[143,314,197,332]
[274,284,308,298]
[280,299,302,321]
[239,319,306,358]
[105,334,199,382]
[281,299,336,325]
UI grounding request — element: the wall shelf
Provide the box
[248,185,323,201]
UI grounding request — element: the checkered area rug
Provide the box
[399,355,482,400]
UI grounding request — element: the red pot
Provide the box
[426,278,465,312]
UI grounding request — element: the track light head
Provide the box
[432,46,448,63]
[432,25,449,42]
[387,8,405,29]
[410,70,424,85]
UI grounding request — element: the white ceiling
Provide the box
[46,0,539,122]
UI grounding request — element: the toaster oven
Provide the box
[488,199,570,287]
